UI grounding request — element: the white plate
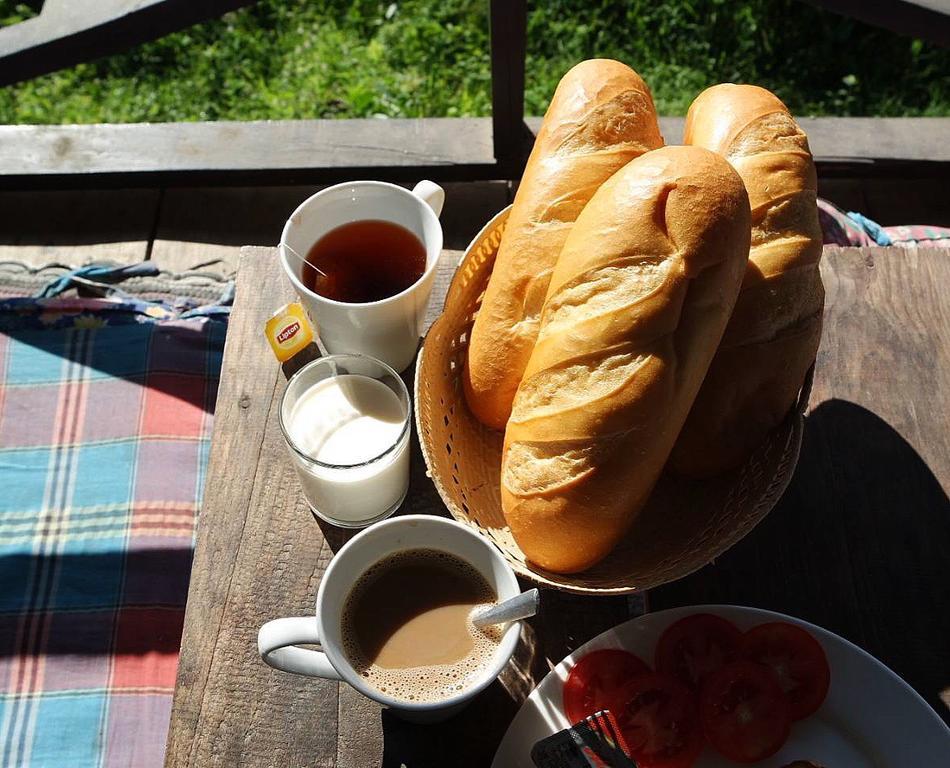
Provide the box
[492,605,949,767]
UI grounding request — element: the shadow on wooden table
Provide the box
[652,398,950,723]
[379,682,518,767]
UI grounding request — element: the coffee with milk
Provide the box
[340,548,502,703]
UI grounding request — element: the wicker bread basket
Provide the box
[415,207,809,595]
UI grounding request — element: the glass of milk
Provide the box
[279,354,411,527]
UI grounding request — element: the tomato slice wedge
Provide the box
[700,660,791,763]
[612,673,704,768]
[562,649,650,725]
[740,621,831,721]
[655,613,742,690]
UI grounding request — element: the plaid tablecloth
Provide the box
[0,295,227,768]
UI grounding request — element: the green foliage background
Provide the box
[1,0,947,123]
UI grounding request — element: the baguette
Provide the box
[501,146,751,573]
[464,59,663,429]
[672,84,824,477]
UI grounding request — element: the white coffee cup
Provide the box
[279,180,445,373]
[257,515,521,723]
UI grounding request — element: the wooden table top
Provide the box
[164,245,949,767]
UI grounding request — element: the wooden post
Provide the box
[489,0,529,173]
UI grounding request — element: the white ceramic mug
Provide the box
[257,515,521,722]
[279,180,445,373]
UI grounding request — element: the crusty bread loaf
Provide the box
[671,84,824,477]
[501,146,751,573]
[463,59,663,429]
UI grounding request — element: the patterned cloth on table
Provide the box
[0,294,227,768]
[818,198,950,248]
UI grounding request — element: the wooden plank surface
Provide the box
[168,245,949,765]
[164,247,634,768]
[4,116,949,189]
[652,247,950,721]
[528,116,950,167]
[0,118,498,189]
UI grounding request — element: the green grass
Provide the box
[1,0,948,123]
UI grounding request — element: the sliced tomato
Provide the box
[655,613,742,690]
[612,673,704,768]
[740,621,831,721]
[700,660,791,763]
[563,649,650,724]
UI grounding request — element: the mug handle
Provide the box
[411,180,445,218]
[258,617,342,680]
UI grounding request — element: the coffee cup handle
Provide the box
[258,617,342,680]
[411,180,445,218]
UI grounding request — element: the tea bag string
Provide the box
[279,242,331,360]
[281,242,329,278]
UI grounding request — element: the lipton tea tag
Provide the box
[265,302,314,363]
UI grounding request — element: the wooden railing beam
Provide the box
[799,0,950,47]
[1,116,947,190]
[0,0,256,87]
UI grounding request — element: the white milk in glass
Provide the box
[285,374,409,525]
